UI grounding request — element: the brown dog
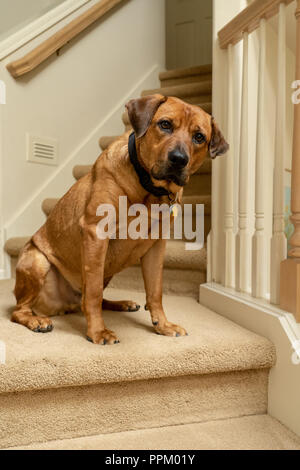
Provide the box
[11,95,228,344]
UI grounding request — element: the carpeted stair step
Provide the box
[98,135,119,151]
[41,198,59,217]
[4,237,30,257]
[142,81,212,106]
[10,415,300,450]
[0,280,276,449]
[159,64,213,87]
[122,111,132,132]
[110,265,206,297]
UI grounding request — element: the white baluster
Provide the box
[252,18,267,298]
[236,32,251,293]
[206,233,212,283]
[224,44,235,288]
[271,3,287,304]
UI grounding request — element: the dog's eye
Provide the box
[193,132,206,144]
[159,120,173,133]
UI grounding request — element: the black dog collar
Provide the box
[128,132,171,198]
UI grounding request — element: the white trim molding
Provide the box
[0,0,90,61]
[200,282,300,437]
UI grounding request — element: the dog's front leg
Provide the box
[80,221,119,345]
[141,239,187,337]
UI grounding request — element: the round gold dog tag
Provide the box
[170,205,178,218]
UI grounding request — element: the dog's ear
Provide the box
[209,118,229,159]
[126,94,167,138]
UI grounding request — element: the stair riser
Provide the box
[160,74,212,88]
[185,173,211,196]
[181,95,212,106]
[0,369,269,449]
[110,266,204,298]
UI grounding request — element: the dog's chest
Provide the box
[104,238,157,276]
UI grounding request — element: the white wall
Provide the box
[0,0,165,276]
[0,0,67,41]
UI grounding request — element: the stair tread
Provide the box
[142,81,212,99]
[159,64,212,82]
[4,237,30,257]
[0,280,275,394]
[11,415,300,450]
[98,135,118,150]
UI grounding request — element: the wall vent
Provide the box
[27,134,58,166]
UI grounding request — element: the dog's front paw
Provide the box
[86,328,120,345]
[154,321,187,337]
[29,316,53,333]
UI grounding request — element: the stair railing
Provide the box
[6,0,126,78]
[213,0,300,321]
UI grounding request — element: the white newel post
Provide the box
[271,3,287,304]
[224,43,235,288]
[252,18,267,299]
[236,32,250,293]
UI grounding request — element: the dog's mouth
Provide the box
[151,165,189,188]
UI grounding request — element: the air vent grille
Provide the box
[27,134,58,165]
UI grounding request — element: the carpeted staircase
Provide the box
[1,65,300,450]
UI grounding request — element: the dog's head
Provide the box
[126,94,229,192]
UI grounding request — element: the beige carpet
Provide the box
[0,280,275,394]
[9,415,300,450]
[0,368,269,449]
[0,279,277,449]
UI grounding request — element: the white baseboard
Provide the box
[4,64,160,242]
[200,282,300,437]
[0,228,10,280]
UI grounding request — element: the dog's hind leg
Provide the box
[11,241,54,333]
[102,299,141,312]
[102,278,140,312]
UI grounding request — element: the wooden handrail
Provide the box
[218,0,293,49]
[6,0,126,78]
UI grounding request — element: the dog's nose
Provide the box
[168,149,189,168]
